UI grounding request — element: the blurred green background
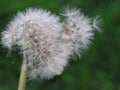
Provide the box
[0,0,120,90]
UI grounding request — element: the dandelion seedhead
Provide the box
[1,7,100,79]
[1,8,70,79]
[61,8,100,56]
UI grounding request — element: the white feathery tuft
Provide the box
[1,8,70,79]
[92,16,102,32]
[61,8,100,56]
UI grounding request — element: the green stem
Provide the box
[18,59,27,90]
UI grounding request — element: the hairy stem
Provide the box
[18,59,27,90]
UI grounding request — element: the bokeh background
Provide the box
[0,0,120,90]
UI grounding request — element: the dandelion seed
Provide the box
[92,16,102,31]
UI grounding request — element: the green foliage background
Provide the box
[0,0,120,90]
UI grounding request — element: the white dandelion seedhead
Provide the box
[61,8,100,56]
[1,7,101,79]
[1,8,70,79]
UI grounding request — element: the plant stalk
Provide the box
[18,59,27,90]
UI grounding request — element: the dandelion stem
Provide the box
[18,59,27,90]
